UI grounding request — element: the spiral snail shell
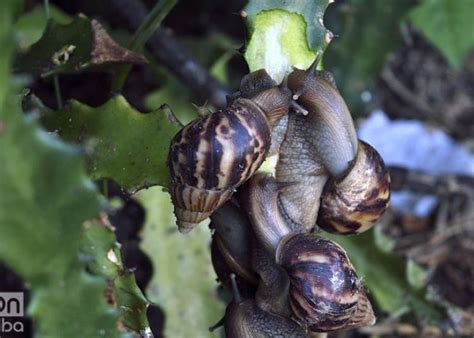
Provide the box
[317,140,391,234]
[277,233,375,332]
[168,70,292,233]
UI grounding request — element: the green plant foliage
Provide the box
[82,218,150,333]
[0,0,17,109]
[144,78,199,125]
[244,0,332,81]
[16,15,146,78]
[15,4,71,51]
[324,0,414,114]
[145,32,235,124]
[325,230,445,325]
[245,0,332,51]
[137,187,225,338]
[406,259,429,290]
[28,272,121,338]
[245,9,316,82]
[37,95,180,192]
[0,95,125,336]
[409,0,474,70]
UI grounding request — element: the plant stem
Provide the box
[43,0,50,18]
[102,179,109,199]
[112,0,177,93]
[53,76,63,109]
[44,0,63,109]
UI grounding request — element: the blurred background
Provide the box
[2,0,474,337]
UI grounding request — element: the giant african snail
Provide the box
[277,58,390,234]
[167,70,293,233]
[210,188,375,336]
[239,173,376,334]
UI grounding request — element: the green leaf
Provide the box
[0,106,102,280]
[244,0,333,81]
[0,0,17,109]
[28,272,121,338]
[324,230,445,325]
[245,9,317,82]
[114,272,150,333]
[409,0,474,70]
[14,4,71,51]
[373,225,396,253]
[144,76,199,125]
[38,95,180,191]
[406,259,429,290]
[16,15,147,77]
[1,4,148,330]
[324,0,414,114]
[83,219,150,332]
[245,0,332,50]
[0,96,124,337]
[137,187,225,338]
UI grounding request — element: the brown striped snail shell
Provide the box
[276,233,375,332]
[317,140,391,234]
[168,71,292,233]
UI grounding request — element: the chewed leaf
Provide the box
[83,218,150,332]
[244,0,332,82]
[16,15,146,77]
[245,9,317,82]
[245,0,332,51]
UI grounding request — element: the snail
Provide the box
[275,58,390,234]
[220,274,307,338]
[167,70,293,233]
[210,200,291,317]
[210,201,259,293]
[239,173,376,333]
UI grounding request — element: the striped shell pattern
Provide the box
[168,98,271,233]
[317,140,391,235]
[277,233,375,332]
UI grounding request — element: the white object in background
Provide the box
[358,111,474,217]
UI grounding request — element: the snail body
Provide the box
[168,70,291,233]
[276,64,358,231]
[275,61,389,234]
[210,202,259,290]
[287,67,358,176]
[223,274,306,338]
